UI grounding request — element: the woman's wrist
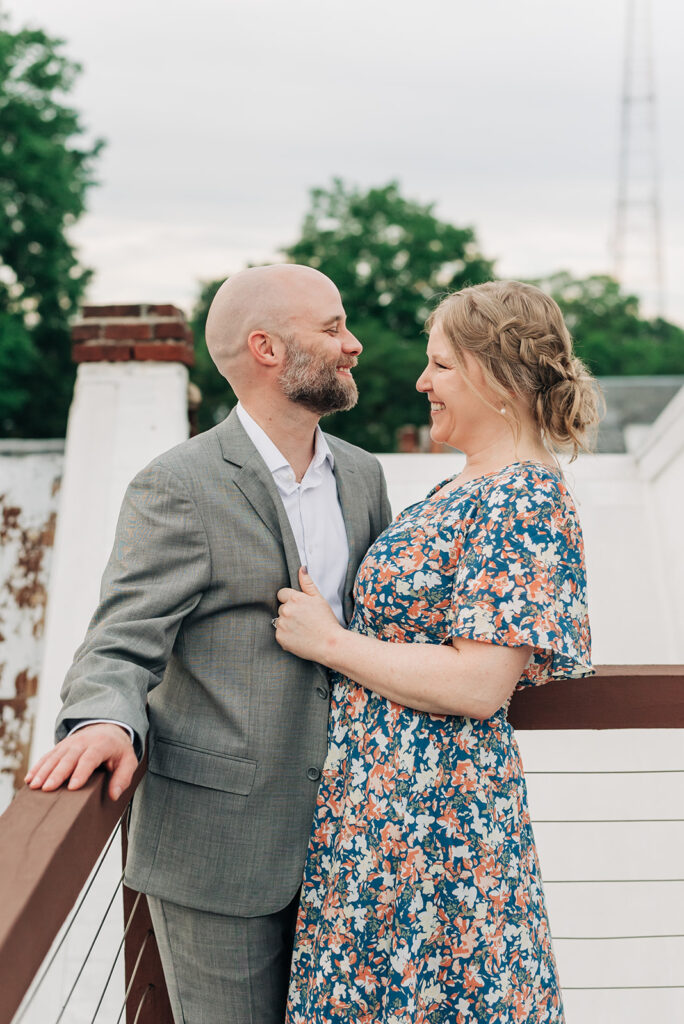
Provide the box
[321,622,351,671]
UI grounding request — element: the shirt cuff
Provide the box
[68,719,136,745]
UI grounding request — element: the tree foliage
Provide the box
[284,179,494,338]
[0,20,102,437]
[283,181,496,449]
[191,180,495,448]
[190,278,232,435]
[191,181,684,450]
[535,271,684,378]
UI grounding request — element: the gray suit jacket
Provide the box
[56,410,391,916]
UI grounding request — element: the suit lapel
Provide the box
[269,483,305,589]
[233,462,281,542]
[217,410,302,589]
[217,412,372,605]
[328,439,368,622]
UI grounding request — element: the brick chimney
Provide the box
[71,304,194,366]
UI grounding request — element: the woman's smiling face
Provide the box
[416,321,499,451]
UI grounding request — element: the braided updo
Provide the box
[427,281,603,460]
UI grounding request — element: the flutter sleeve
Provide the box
[449,467,593,687]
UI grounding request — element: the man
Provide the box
[26,264,392,1023]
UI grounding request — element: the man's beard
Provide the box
[278,335,359,415]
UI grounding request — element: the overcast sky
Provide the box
[9,0,684,323]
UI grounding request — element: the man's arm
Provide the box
[27,459,212,796]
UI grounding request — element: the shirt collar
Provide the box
[236,402,334,480]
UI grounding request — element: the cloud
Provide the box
[12,0,684,321]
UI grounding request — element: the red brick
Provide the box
[134,343,194,366]
[153,321,188,340]
[104,323,152,341]
[73,344,134,362]
[148,304,184,318]
[71,324,102,342]
[82,304,142,318]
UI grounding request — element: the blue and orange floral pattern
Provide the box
[286,463,592,1024]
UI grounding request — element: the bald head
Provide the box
[205,264,340,382]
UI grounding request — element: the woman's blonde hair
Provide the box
[427,280,604,460]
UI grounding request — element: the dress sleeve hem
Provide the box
[448,621,594,687]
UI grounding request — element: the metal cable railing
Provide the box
[132,986,153,1024]
[87,892,142,1024]
[0,666,682,1023]
[556,934,684,940]
[527,761,684,1000]
[116,930,152,1024]
[13,821,124,1023]
[0,758,173,1024]
[54,874,126,1023]
[545,878,684,883]
[17,867,148,1024]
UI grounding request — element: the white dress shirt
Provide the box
[70,404,350,744]
[236,403,349,625]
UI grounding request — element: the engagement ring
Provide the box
[271,618,278,628]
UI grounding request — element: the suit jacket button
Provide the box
[316,686,328,699]
[307,767,321,781]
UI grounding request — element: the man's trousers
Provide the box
[146,892,299,1024]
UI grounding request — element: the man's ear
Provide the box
[247,330,280,367]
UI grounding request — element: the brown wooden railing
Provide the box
[0,757,172,1024]
[508,664,684,730]
[0,664,682,1024]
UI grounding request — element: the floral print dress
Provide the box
[286,462,592,1024]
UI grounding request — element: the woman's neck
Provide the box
[457,432,555,485]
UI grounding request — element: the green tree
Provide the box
[190,278,234,435]
[190,185,684,449]
[0,20,102,437]
[535,271,684,377]
[190,180,495,449]
[284,180,494,449]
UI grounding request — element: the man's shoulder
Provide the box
[323,432,382,471]
[134,423,226,486]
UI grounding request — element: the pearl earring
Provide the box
[499,406,506,415]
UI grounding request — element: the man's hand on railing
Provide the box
[24,724,138,801]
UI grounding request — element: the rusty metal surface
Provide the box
[0,450,63,809]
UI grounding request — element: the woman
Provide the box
[275,281,602,1024]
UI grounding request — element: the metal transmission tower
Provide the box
[612,0,665,317]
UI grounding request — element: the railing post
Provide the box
[121,824,174,1023]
